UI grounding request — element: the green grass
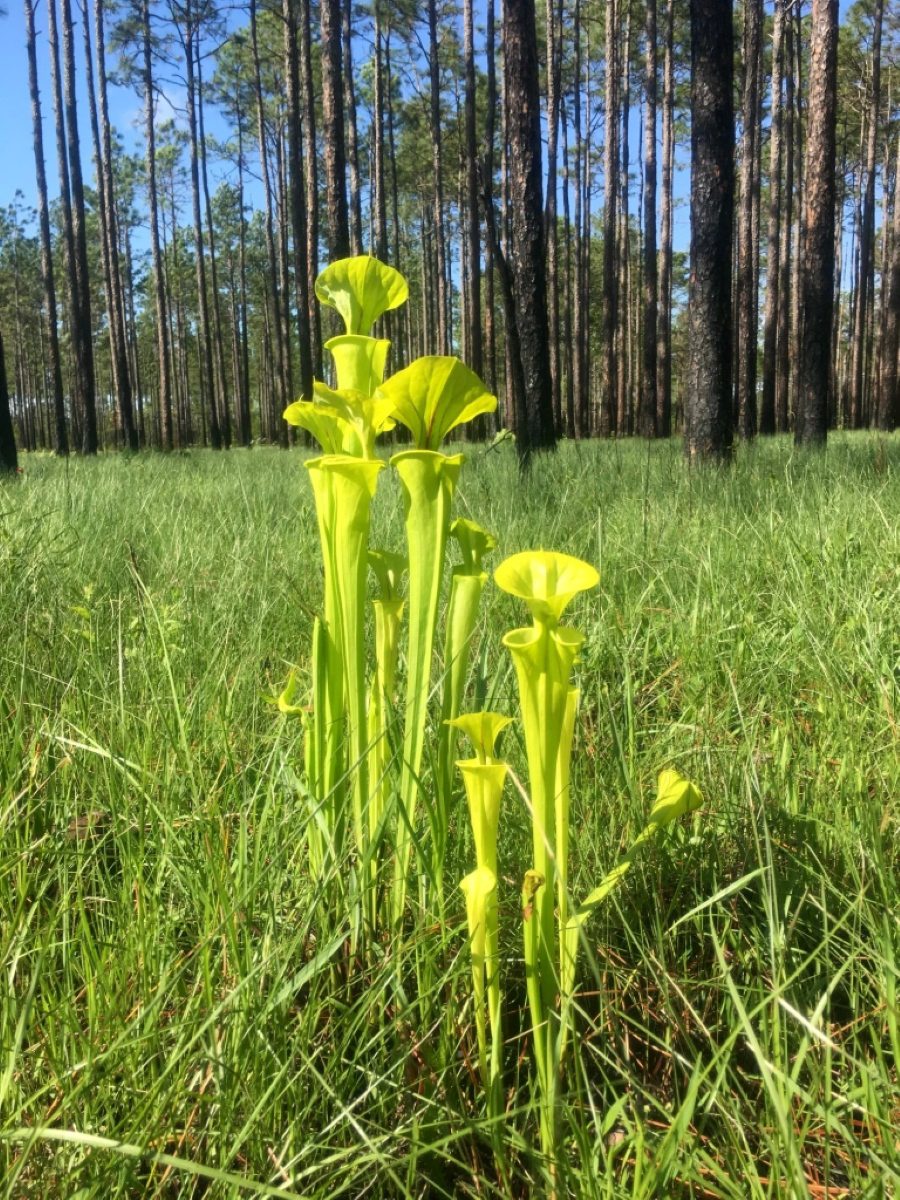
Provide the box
[1,434,897,1198]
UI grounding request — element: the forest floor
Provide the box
[1,434,898,1198]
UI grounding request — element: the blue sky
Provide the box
[0,1,863,266]
[0,1,698,257]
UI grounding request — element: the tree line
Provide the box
[0,0,897,472]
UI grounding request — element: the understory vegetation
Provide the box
[1,435,898,1198]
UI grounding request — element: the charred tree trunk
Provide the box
[284,0,313,398]
[875,135,899,431]
[251,0,289,445]
[849,0,883,428]
[57,0,99,453]
[182,2,221,449]
[483,0,497,395]
[86,0,138,450]
[320,0,350,259]
[299,0,321,374]
[545,0,561,428]
[640,0,658,437]
[686,0,734,462]
[503,0,556,458]
[760,0,785,435]
[736,0,761,439]
[0,332,17,474]
[657,0,674,436]
[796,0,838,446]
[342,0,363,254]
[142,0,173,449]
[603,0,619,435]
[427,0,450,353]
[464,0,483,378]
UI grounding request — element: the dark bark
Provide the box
[250,0,288,444]
[503,0,556,457]
[372,4,388,261]
[686,0,734,462]
[545,0,561,428]
[483,0,497,395]
[88,0,138,450]
[181,0,221,449]
[736,0,761,439]
[320,0,350,259]
[849,0,883,428]
[0,332,17,473]
[657,0,674,436]
[602,0,619,435]
[342,0,363,254]
[760,0,785,435]
[142,0,173,449]
[875,136,899,430]
[796,0,838,446]
[55,0,99,453]
[640,0,658,437]
[196,43,231,447]
[427,0,449,353]
[464,0,482,377]
[284,0,313,398]
[299,0,321,375]
[24,0,68,455]
[775,4,794,432]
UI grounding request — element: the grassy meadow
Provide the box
[1,434,898,1198]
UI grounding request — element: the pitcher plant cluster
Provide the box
[283,256,702,1180]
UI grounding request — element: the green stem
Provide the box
[307,457,383,871]
[435,569,487,882]
[390,450,463,925]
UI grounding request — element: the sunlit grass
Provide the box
[1,433,897,1197]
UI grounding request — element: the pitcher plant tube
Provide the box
[435,519,498,878]
[495,549,599,1168]
[377,356,497,924]
[451,710,511,1121]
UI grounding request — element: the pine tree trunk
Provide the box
[284,0,313,398]
[183,2,221,449]
[0,332,17,474]
[85,0,138,450]
[875,135,899,430]
[53,0,99,453]
[342,0,364,254]
[320,0,350,259]
[464,0,483,378]
[299,0,321,373]
[603,0,619,435]
[796,0,838,446]
[640,0,658,437]
[196,43,231,448]
[572,0,587,436]
[545,0,561,429]
[736,0,761,439]
[427,0,450,353]
[760,0,784,435]
[686,0,734,462]
[657,0,674,436]
[142,0,173,449]
[483,0,497,395]
[372,5,388,261]
[616,9,631,436]
[24,0,68,456]
[503,0,556,458]
[775,6,794,432]
[251,0,289,445]
[849,0,883,428]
